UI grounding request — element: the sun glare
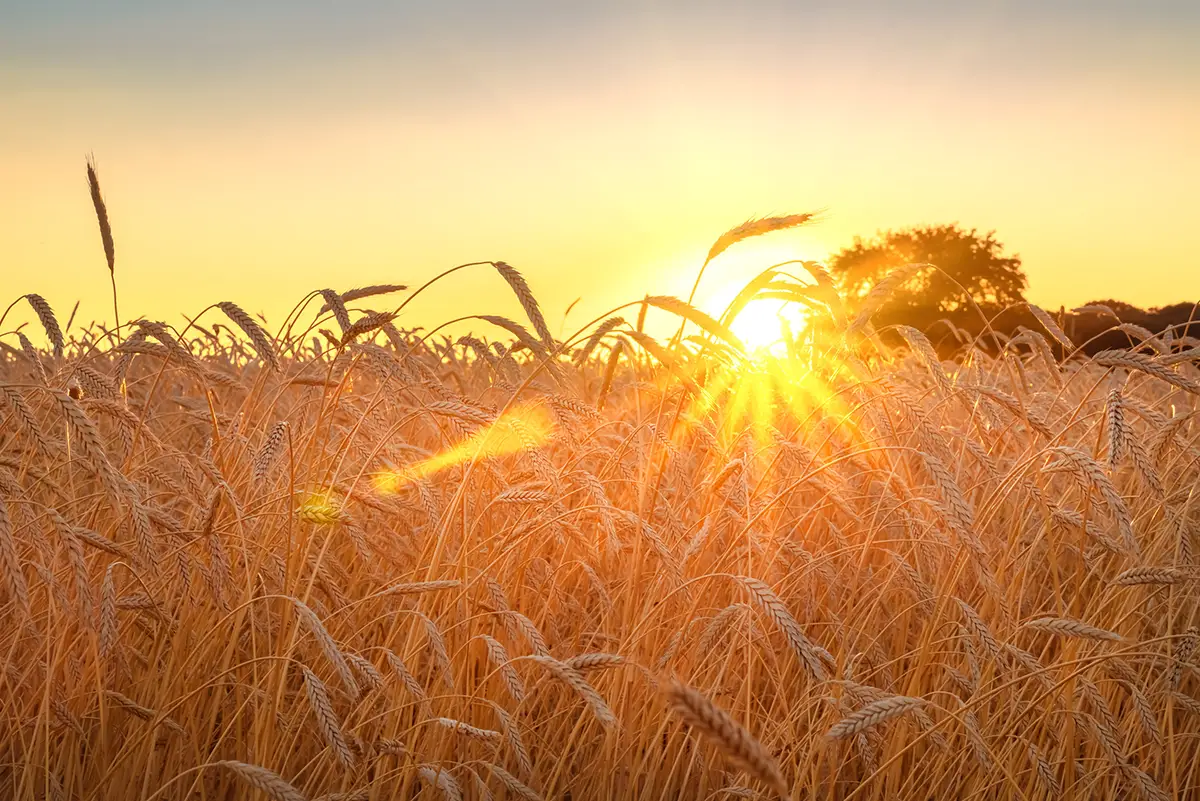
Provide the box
[690,237,827,355]
[728,299,807,354]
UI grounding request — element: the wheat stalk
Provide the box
[417,766,463,801]
[217,302,280,370]
[826,695,925,739]
[662,678,789,799]
[301,666,355,768]
[104,691,185,736]
[23,294,64,358]
[291,599,358,698]
[563,652,627,673]
[574,316,625,365]
[216,761,307,801]
[345,652,385,694]
[705,214,816,265]
[1093,349,1200,394]
[319,285,407,311]
[253,422,289,482]
[487,703,533,778]
[378,579,461,597]
[0,496,29,618]
[1113,566,1192,586]
[317,289,352,333]
[1024,616,1122,641]
[86,156,118,330]
[1107,387,1126,467]
[1172,628,1200,689]
[99,563,118,662]
[1,387,54,459]
[1026,743,1061,796]
[432,717,503,746]
[383,649,430,713]
[481,763,541,801]
[734,575,827,680]
[528,655,616,728]
[504,610,550,657]
[339,311,398,346]
[1028,304,1073,348]
[478,634,525,702]
[1045,445,1135,551]
[847,263,926,334]
[492,262,556,351]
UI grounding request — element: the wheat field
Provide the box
[3,236,1200,800]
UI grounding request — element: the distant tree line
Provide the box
[828,224,1200,356]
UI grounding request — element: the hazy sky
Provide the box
[4,1,1199,341]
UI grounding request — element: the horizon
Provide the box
[5,1,1200,341]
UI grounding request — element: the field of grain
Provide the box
[3,247,1200,800]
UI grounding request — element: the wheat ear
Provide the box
[319,284,407,311]
[1113,566,1192,586]
[0,496,29,617]
[528,655,616,728]
[24,294,65,357]
[826,695,925,740]
[1023,616,1122,641]
[662,678,789,799]
[705,214,816,265]
[493,262,556,350]
[479,634,526,702]
[482,763,541,801]
[86,156,118,329]
[300,666,355,768]
[215,761,307,801]
[417,765,463,801]
[736,575,827,681]
[253,422,288,482]
[291,599,358,698]
[217,302,279,371]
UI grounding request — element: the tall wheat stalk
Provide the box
[86,156,119,336]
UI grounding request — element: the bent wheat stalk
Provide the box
[826,695,926,740]
[663,678,789,800]
[215,761,307,801]
[1023,616,1123,642]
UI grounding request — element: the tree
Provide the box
[829,224,1027,315]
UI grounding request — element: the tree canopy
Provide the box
[829,224,1027,314]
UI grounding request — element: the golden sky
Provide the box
[4,2,1199,341]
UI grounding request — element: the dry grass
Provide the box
[2,237,1200,801]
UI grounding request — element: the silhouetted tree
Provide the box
[829,224,1027,315]
[1070,299,1200,353]
[1079,299,1143,319]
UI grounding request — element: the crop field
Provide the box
[3,242,1200,800]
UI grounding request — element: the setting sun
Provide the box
[727,298,808,353]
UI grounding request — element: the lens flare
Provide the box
[374,402,555,492]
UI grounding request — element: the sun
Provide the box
[688,237,828,356]
[728,298,807,354]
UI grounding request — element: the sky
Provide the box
[3,1,1199,344]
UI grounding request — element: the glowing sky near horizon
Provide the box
[3,1,1199,340]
